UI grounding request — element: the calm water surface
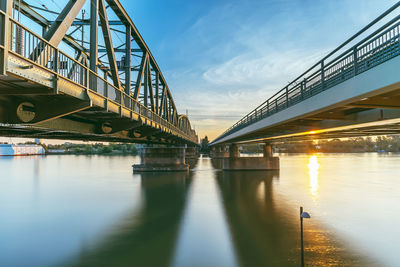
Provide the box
[1,153,399,266]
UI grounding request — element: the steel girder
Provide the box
[0,0,198,144]
[98,0,120,89]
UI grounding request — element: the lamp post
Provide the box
[300,206,311,267]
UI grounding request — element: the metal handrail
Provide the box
[214,3,400,142]
[7,18,196,143]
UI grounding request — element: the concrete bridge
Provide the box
[211,2,400,170]
[0,0,198,170]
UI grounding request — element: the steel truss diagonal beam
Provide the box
[90,0,98,72]
[98,0,120,89]
[15,1,87,59]
[30,0,86,64]
[147,60,155,112]
[67,51,85,79]
[133,52,148,100]
[44,0,87,46]
[155,73,159,112]
[159,84,167,117]
[125,25,131,94]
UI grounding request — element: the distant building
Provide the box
[0,144,45,156]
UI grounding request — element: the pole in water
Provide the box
[300,206,311,267]
[300,206,304,267]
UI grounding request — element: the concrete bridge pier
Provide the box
[133,146,189,172]
[263,144,273,158]
[210,145,230,158]
[185,146,199,169]
[185,146,199,159]
[222,143,279,171]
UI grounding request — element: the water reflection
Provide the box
[69,172,192,267]
[216,168,364,266]
[308,155,320,200]
[172,158,238,267]
[216,171,301,266]
[186,157,199,169]
[0,155,385,266]
[210,158,223,169]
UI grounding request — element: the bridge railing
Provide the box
[215,13,400,142]
[7,18,197,143]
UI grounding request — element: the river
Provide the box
[0,153,399,266]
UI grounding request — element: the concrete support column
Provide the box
[185,146,199,159]
[209,146,215,158]
[222,143,279,171]
[210,145,229,158]
[133,146,188,172]
[263,143,273,158]
[185,146,199,169]
[229,143,239,158]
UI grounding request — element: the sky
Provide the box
[119,0,397,140]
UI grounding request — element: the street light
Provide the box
[300,206,311,267]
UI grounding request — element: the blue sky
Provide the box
[121,0,397,140]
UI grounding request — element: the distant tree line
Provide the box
[275,136,400,153]
[232,135,400,154]
[200,136,210,154]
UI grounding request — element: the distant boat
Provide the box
[0,144,45,156]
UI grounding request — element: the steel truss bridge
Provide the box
[0,0,198,145]
[212,2,400,146]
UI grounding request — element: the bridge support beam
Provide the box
[222,143,279,171]
[133,146,189,172]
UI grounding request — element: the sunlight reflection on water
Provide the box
[308,155,320,200]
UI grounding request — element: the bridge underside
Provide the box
[0,80,189,145]
[229,93,400,144]
[0,123,185,144]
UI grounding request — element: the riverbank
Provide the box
[237,136,400,154]
[46,143,138,156]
